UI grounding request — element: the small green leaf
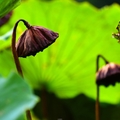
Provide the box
[0,0,21,17]
[0,72,39,120]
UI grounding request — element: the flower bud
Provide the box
[96,63,120,87]
[16,26,59,57]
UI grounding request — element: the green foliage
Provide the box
[1,0,120,104]
[0,72,38,120]
[0,0,21,18]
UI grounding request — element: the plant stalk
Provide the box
[12,19,32,120]
[96,54,109,72]
[95,54,109,120]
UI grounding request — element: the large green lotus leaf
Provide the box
[0,0,21,18]
[0,72,38,120]
[1,0,120,104]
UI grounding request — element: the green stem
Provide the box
[11,19,32,120]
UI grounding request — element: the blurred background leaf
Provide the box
[0,0,21,18]
[0,72,39,120]
[0,0,120,104]
[1,0,120,120]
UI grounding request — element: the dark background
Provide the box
[33,89,120,120]
[75,0,120,8]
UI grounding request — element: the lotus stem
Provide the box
[95,54,109,120]
[12,19,32,120]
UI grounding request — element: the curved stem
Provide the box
[12,20,23,76]
[96,54,109,72]
[12,19,32,120]
[95,54,109,120]
[12,19,31,76]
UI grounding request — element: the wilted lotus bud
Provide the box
[16,25,59,57]
[96,63,120,87]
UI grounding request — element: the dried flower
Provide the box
[11,19,58,120]
[112,32,120,42]
[96,63,120,87]
[12,19,59,75]
[112,21,120,42]
[16,25,59,57]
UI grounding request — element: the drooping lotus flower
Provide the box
[15,21,59,58]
